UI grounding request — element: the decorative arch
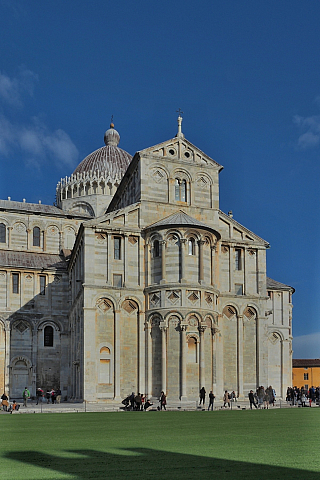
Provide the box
[185,312,202,327]
[37,320,61,332]
[95,296,116,313]
[68,201,95,217]
[243,306,258,321]
[119,295,142,312]
[195,172,213,186]
[222,305,238,319]
[172,168,192,182]
[121,298,139,315]
[11,318,33,333]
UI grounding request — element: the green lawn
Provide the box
[1,409,319,479]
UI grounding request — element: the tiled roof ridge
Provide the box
[267,277,295,292]
[146,210,210,229]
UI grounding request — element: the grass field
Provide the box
[1,409,320,479]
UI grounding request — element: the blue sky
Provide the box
[0,0,320,358]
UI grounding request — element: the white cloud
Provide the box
[0,69,78,169]
[0,67,38,106]
[293,113,320,149]
[0,114,78,169]
[293,332,320,359]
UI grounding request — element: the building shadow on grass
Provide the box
[6,447,319,480]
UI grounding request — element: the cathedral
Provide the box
[0,117,294,402]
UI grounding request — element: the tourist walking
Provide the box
[248,390,257,409]
[223,390,230,408]
[36,388,43,405]
[56,388,61,404]
[199,387,206,405]
[160,391,167,410]
[22,387,30,407]
[208,391,215,411]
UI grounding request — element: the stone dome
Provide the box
[73,124,132,180]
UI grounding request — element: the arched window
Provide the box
[44,326,54,347]
[33,227,40,247]
[187,337,197,363]
[174,178,187,202]
[99,346,112,384]
[0,223,6,243]
[154,240,160,257]
[188,238,195,255]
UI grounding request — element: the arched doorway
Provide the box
[10,357,32,398]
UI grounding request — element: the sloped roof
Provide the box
[0,200,87,219]
[267,277,295,292]
[293,359,320,368]
[138,136,223,171]
[145,210,220,238]
[0,250,67,271]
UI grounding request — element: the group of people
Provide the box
[1,386,62,412]
[248,385,276,409]
[1,392,20,413]
[36,387,62,404]
[122,392,154,411]
[122,391,167,411]
[286,386,319,407]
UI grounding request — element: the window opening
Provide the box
[40,275,46,295]
[235,248,242,270]
[188,238,195,255]
[114,237,121,260]
[0,223,6,243]
[113,274,122,288]
[235,284,243,295]
[33,227,41,247]
[154,240,160,257]
[174,178,187,202]
[44,325,54,347]
[12,273,19,294]
[304,373,309,380]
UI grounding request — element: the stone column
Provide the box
[27,229,31,250]
[229,247,234,293]
[59,230,63,251]
[42,230,46,252]
[8,226,12,249]
[180,239,187,283]
[146,322,152,398]
[198,240,205,284]
[106,233,111,285]
[256,316,261,387]
[160,240,166,284]
[123,234,128,287]
[237,315,244,397]
[199,324,206,389]
[138,311,145,394]
[160,324,167,393]
[144,242,150,287]
[211,327,216,393]
[5,324,10,395]
[215,321,223,396]
[114,310,121,400]
[180,323,188,400]
[244,248,248,295]
[31,325,37,395]
[210,245,216,286]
